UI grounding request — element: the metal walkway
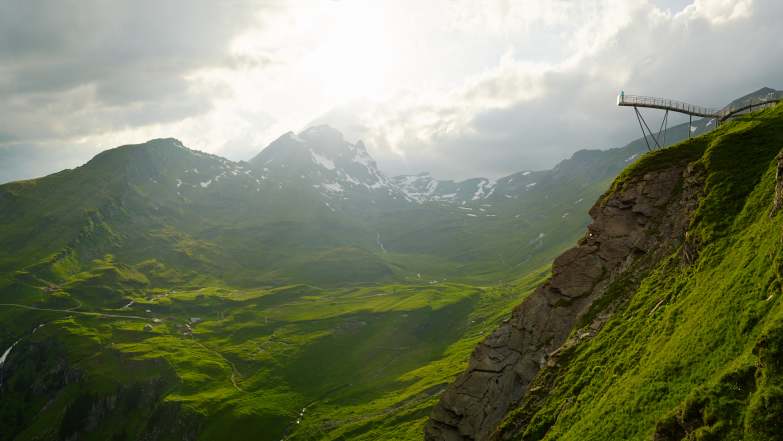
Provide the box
[719,99,781,121]
[617,93,780,150]
[618,94,718,118]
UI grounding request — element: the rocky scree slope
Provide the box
[427,102,783,441]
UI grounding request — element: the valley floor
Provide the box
[0,270,547,441]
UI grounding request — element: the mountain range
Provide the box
[0,122,621,290]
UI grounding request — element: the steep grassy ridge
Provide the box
[494,104,783,440]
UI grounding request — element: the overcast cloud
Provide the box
[1,0,781,182]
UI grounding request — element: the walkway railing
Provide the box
[617,94,718,118]
[617,92,781,151]
[716,98,781,121]
[618,93,717,151]
[618,93,781,121]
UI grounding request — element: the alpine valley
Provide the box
[1,88,782,441]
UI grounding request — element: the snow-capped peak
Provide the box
[251,126,400,200]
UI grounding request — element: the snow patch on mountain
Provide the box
[311,150,336,170]
[393,173,440,203]
[320,182,344,193]
[472,179,496,200]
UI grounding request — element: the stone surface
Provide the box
[771,150,783,216]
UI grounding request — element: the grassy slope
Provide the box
[500,104,783,440]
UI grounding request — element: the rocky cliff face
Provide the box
[771,151,783,216]
[425,160,705,441]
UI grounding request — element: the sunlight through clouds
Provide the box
[1,0,781,183]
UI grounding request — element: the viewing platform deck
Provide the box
[618,93,780,122]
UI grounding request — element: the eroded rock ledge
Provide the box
[425,163,703,441]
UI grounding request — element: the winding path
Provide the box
[0,303,147,320]
[192,340,245,393]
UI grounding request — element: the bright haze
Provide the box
[1,0,780,183]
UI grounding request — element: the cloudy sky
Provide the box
[1,0,781,182]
